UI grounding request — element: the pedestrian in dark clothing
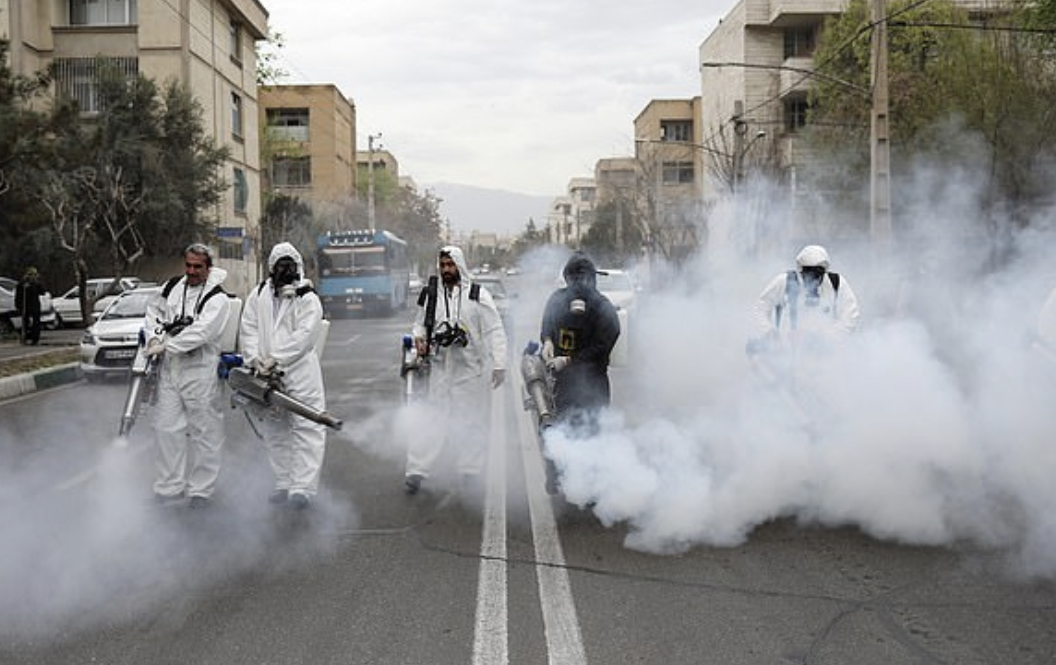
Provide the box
[15,267,44,345]
[540,252,621,431]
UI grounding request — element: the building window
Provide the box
[53,57,138,114]
[229,19,243,66]
[233,167,248,214]
[784,98,810,132]
[662,161,695,185]
[266,108,310,142]
[231,92,243,140]
[70,0,137,25]
[784,27,816,59]
[272,157,312,187]
[217,239,243,260]
[660,120,693,143]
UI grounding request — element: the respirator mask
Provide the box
[800,266,826,306]
[272,257,300,298]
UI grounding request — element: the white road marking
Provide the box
[473,385,509,665]
[517,398,588,665]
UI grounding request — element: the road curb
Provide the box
[0,362,82,401]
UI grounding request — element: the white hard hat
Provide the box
[795,245,830,269]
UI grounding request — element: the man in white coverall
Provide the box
[404,245,507,497]
[753,244,860,344]
[146,243,231,509]
[240,242,328,510]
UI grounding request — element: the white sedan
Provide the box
[80,286,160,380]
[596,269,638,366]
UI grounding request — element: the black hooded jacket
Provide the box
[540,253,621,415]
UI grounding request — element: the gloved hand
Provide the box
[491,368,506,388]
[546,355,570,373]
[145,339,166,357]
[541,338,555,362]
[255,356,277,376]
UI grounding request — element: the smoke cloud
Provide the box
[530,148,1056,575]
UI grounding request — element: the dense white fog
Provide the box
[529,162,1056,574]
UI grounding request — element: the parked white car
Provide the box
[55,277,141,327]
[0,276,58,332]
[596,269,638,366]
[80,286,160,380]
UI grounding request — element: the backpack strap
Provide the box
[469,283,480,301]
[195,284,228,315]
[161,275,182,298]
[777,270,800,330]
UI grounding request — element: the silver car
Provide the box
[80,287,160,380]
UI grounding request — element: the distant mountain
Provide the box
[425,182,552,238]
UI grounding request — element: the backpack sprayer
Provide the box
[520,340,555,431]
[118,328,160,437]
[220,355,343,431]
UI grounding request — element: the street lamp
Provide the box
[733,127,767,196]
[367,133,382,229]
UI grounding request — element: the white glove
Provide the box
[541,339,555,362]
[145,339,166,357]
[546,355,570,373]
[255,356,277,376]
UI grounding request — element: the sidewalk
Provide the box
[0,330,84,401]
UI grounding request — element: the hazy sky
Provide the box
[261,0,730,197]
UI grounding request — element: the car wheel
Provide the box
[0,316,14,335]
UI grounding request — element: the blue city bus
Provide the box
[316,229,411,316]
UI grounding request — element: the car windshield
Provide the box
[102,291,155,320]
[597,272,633,292]
[480,279,506,298]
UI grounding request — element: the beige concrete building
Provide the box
[259,84,357,207]
[547,176,596,247]
[698,0,840,206]
[0,0,269,294]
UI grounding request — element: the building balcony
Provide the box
[780,56,815,97]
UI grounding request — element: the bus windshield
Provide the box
[319,246,386,276]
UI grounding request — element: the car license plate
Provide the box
[104,348,137,360]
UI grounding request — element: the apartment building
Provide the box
[547,176,597,247]
[260,84,358,207]
[698,0,842,204]
[0,0,269,294]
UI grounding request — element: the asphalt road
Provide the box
[0,314,1054,664]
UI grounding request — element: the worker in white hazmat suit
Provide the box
[145,243,231,509]
[753,244,860,345]
[747,244,861,433]
[240,242,329,510]
[403,245,507,497]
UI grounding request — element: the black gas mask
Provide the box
[800,266,826,306]
[272,256,300,297]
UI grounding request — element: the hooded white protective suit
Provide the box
[240,242,328,499]
[754,245,860,339]
[146,264,231,500]
[405,245,507,481]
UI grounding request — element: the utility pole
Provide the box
[732,100,745,195]
[870,0,892,248]
[367,133,382,229]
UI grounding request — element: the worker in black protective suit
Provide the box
[540,251,621,434]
